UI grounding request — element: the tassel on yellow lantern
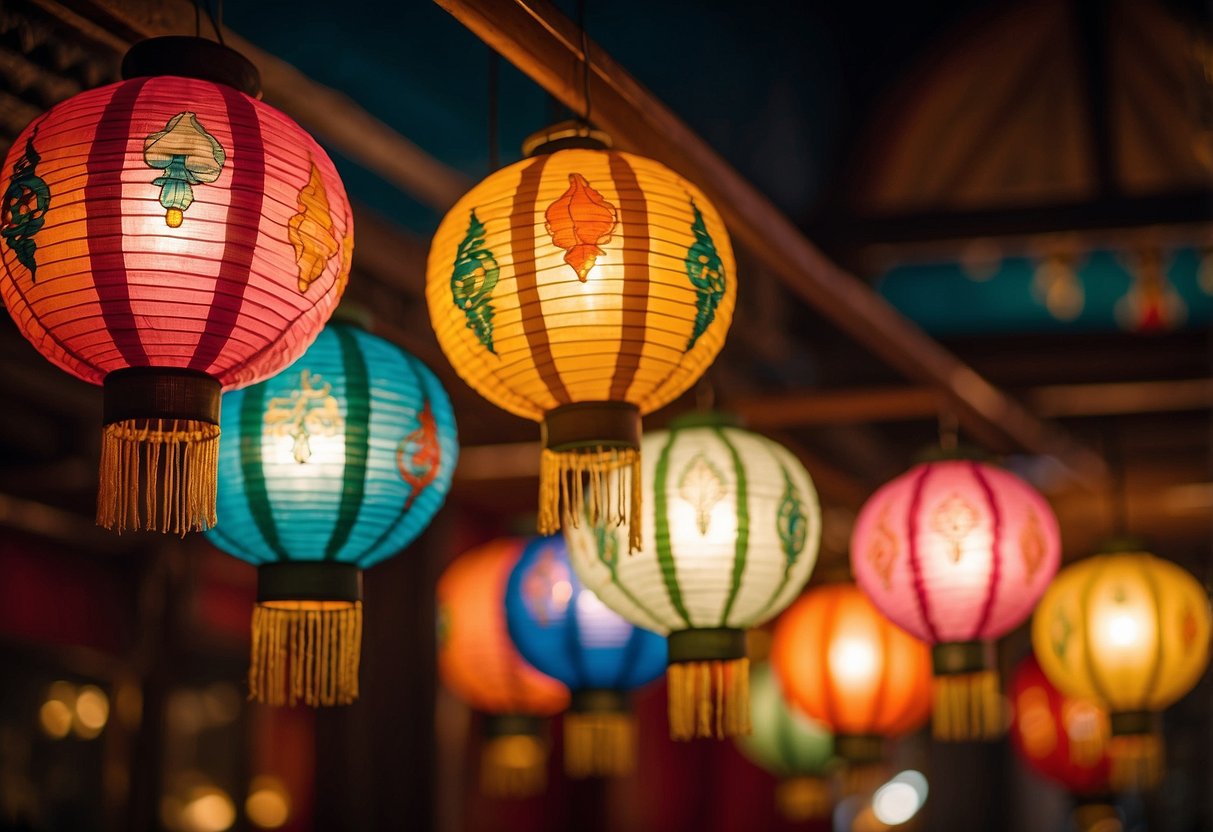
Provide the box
[427,123,736,553]
[1032,544,1211,792]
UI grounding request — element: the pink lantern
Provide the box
[851,455,1060,740]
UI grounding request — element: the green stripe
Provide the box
[654,430,693,628]
[323,326,371,560]
[239,384,290,561]
[750,456,802,621]
[716,427,750,626]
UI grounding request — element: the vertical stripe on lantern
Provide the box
[716,425,751,625]
[606,152,649,402]
[86,77,150,367]
[1078,564,1116,704]
[1138,563,1167,705]
[969,461,1003,641]
[189,85,265,373]
[653,430,693,628]
[905,465,941,643]
[324,325,371,560]
[509,155,569,405]
[237,381,290,562]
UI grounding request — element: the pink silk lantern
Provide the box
[0,38,351,534]
[851,455,1061,740]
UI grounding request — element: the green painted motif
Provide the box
[1052,608,1073,660]
[1,127,50,279]
[143,112,226,228]
[684,199,725,350]
[450,209,499,353]
[776,466,808,564]
[714,426,750,626]
[654,431,694,628]
[677,452,726,535]
[593,521,620,568]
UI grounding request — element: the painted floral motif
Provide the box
[776,467,808,565]
[867,503,899,590]
[264,369,343,463]
[594,521,619,569]
[143,112,225,228]
[523,543,572,626]
[1052,608,1073,661]
[1,126,49,279]
[450,209,499,353]
[931,492,979,562]
[678,453,726,535]
[396,399,441,512]
[1020,508,1046,581]
[685,199,725,350]
[544,172,617,281]
[288,161,340,293]
[1180,605,1199,650]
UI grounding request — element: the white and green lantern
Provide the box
[564,412,821,740]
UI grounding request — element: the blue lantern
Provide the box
[505,535,665,777]
[206,319,458,706]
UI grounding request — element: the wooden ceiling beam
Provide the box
[434,0,1108,487]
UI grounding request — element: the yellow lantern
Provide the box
[426,123,736,550]
[1032,547,1211,791]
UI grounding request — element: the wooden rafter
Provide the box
[434,0,1108,486]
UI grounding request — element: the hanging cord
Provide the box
[487,48,500,172]
[577,0,593,125]
[937,409,959,452]
[202,0,225,46]
[694,376,716,412]
[194,0,201,37]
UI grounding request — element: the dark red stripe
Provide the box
[189,86,265,372]
[969,462,1002,641]
[511,155,570,404]
[606,152,649,401]
[86,78,150,367]
[905,464,941,643]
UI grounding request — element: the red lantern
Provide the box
[851,454,1061,740]
[0,38,350,534]
[1009,655,1111,795]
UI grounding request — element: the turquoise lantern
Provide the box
[206,319,458,706]
[737,663,836,821]
[505,535,666,778]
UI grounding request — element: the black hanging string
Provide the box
[203,0,226,46]
[938,409,959,451]
[577,0,593,125]
[194,0,201,38]
[487,48,500,172]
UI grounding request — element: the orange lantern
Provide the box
[771,584,932,790]
[436,538,569,797]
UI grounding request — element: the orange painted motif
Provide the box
[544,172,617,281]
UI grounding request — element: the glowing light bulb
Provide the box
[1106,612,1141,648]
[872,771,928,825]
[829,637,878,687]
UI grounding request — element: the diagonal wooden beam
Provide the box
[434,0,1108,486]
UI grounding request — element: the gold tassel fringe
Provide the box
[776,776,832,821]
[932,669,1005,741]
[667,658,750,741]
[249,601,362,707]
[540,446,642,552]
[564,710,636,778]
[1109,732,1164,792]
[97,418,219,534]
[840,762,890,798]
[480,734,547,798]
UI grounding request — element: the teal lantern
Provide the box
[737,663,836,821]
[206,319,458,706]
[505,535,666,778]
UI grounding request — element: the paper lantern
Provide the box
[1009,654,1111,795]
[771,583,932,793]
[1032,547,1211,790]
[505,534,665,778]
[851,454,1061,740]
[564,412,821,740]
[0,37,350,534]
[737,663,836,821]
[437,538,570,797]
[427,123,736,552]
[205,319,457,706]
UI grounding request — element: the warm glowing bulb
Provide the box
[245,776,290,829]
[1105,612,1141,648]
[829,637,878,687]
[551,580,573,606]
[180,789,235,832]
[39,700,73,739]
[872,781,920,825]
[74,685,109,738]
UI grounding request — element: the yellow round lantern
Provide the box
[1032,547,1211,791]
[426,123,736,549]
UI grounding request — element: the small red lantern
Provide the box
[1009,655,1110,795]
[0,37,350,534]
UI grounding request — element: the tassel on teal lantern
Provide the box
[206,317,458,706]
[505,535,666,778]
